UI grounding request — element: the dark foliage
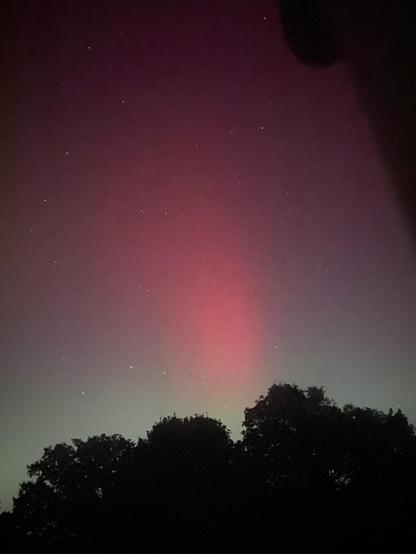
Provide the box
[3,383,415,553]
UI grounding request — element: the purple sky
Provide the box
[1,0,415,511]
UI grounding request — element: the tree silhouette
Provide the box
[243,384,344,490]
[13,434,134,552]
[7,383,416,553]
[242,383,416,551]
[113,415,236,552]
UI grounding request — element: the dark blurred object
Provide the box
[278,0,416,242]
[278,0,340,67]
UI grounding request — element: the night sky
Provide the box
[1,0,416,510]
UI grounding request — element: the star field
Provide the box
[1,0,416,511]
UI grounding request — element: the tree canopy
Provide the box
[3,383,415,553]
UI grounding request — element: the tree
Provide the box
[242,383,345,491]
[9,383,416,553]
[115,415,236,552]
[13,434,134,552]
[242,382,416,551]
[339,403,416,548]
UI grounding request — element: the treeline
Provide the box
[1,383,415,553]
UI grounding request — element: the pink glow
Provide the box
[153,204,263,392]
